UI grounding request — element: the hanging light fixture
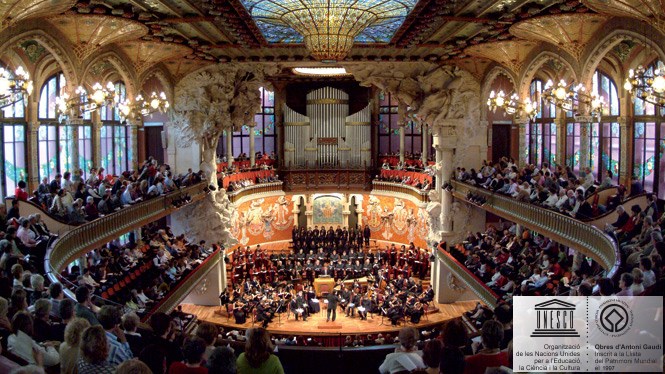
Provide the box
[624,61,665,107]
[0,66,33,109]
[117,91,170,121]
[240,0,413,62]
[56,82,118,122]
[542,79,605,120]
[487,90,539,120]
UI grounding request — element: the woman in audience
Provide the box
[59,317,90,374]
[78,325,115,374]
[422,339,442,374]
[206,346,237,374]
[117,359,153,374]
[31,298,53,342]
[463,320,508,374]
[0,296,12,331]
[8,311,60,367]
[9,288,28,317]
[168,336,208,374]
[378,327,425,374]
[195,322,219,360]
[236,327,284,374]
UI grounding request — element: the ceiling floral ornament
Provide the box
[118,40,192,75]
[582,0,665,34]
[509,13,608,61]
[18,40,46,63]
[47,14,149,61]
[0,0,77,31]
[464,40,538,74]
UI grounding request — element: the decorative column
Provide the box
[127,118,140,170]
[226,130,234,167]
[26,94,40,191]
[555,108,567,167]
[617,116,631,189]
[68,119,81,174]
[398,101,407,163]
[273,82,286,168]
[515,115,529,167]
[575,116,592,171]
[434,124,456,234]
[91,111,102,169]
[421,123,429,165]
[248,123,256,167]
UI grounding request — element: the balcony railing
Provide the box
[436,242,499,308]
[372,181,430,202]
[45,182,209,281]
[450,180,619,274]
[227,181,283,203]
[146,248,222,320]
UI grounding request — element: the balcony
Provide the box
[227,181,283,203]
[45,182,209,287]
[371,181,430,203]
[450,180,619,273]
[436,242,499,308]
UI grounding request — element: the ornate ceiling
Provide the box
[2,0,663,78]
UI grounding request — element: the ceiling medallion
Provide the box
[240,0,416,62]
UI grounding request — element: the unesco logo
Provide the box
[530,299,580,337]
[595,299,633,337]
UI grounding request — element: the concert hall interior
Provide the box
[0,1,663,373]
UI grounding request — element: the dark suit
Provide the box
[326,293,339,321]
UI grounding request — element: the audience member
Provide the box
[236,328,284,374]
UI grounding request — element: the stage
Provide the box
[179,300,478,337]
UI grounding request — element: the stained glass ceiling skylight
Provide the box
[239,0,417,45]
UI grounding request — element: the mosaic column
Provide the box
[398,101,407,163]
[127,118,140,170]
[26,94,40,191]
[421,123,429,165]
[248,123,256,167]
[91,111,102,169]
[617,116,631,188]
[515,116,529,167]
[226,129,234,167]
[556,108,567,167]
[578,120,591,171]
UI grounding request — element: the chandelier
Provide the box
[624,62,665,108]
[242,0,413,62]
[56,82,118,122]
[0,66,33,109]
[542,79,604,120]
[487,90,539,120]
[117,91,170,121]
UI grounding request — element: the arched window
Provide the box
[100,81,130,175]
[633,60,665,198]
[378,91,426,158]
[219,87,276,161]
[0,64,27,197]
[38,73,74,181]
[590,70,620,184]
[526,79,557,167]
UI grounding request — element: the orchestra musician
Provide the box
[345,291,360,317]
[387,298,403,326]
[233,298,247,324]
[358,294,371,320]
[290,291,308,321]
[256,299,274,328]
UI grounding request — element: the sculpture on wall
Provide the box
[169,63,278,245]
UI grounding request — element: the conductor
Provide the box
[326,291,339,322]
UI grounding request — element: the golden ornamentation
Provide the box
[510,13,608,60]
[0,0,76,31]
[464,40,538,74]
[284,121,311,126]
[118,41,192,75]
[345,121,370,126]
[583,0,664,34]
[47,15,148,61]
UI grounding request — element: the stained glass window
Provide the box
[38,125,58,181]
[566,123,582,175]
[377,91,427,159]
[240,0,416,43]
[528,80,556,167]
[590,70,620,184]
[220,87,276,160]
[633,60,665,198]
[78,125,93,178]
[2,124,26,198]
[100,124,129,176]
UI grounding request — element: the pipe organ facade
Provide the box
[283,86,371,169]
